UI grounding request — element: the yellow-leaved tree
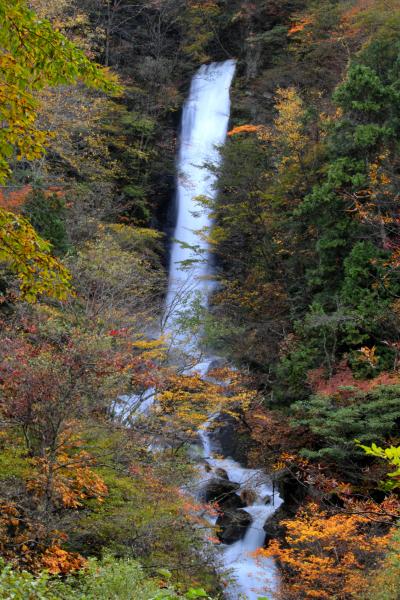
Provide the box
[0,0,121,301]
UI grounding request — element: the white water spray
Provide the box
[165,60,236,341]
[199,429,282,600]
[165,60,282,599]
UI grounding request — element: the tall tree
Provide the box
[0,0,120,301]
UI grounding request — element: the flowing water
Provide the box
[199,427,282,599]
[165,59,236,345]
[165,60,282,599]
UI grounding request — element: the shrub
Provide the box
[0,555,213,599]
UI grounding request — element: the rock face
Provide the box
[204,478,240,505]
[222,493,245,511]
[263,505,287,545]
[262,469,308,547]
[207,414,247,463]
[215,468,229,480]
[216,509,252,544]
[240,488,257,506]
[204,475,253,544]
[207,358,228,372]
[276,468,308,509]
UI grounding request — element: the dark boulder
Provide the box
[215,468,229,480]
[222,493,246,511]
[204,478,240,505]
[208,416,242,461]
[275,468,307,510]
[216,509,252,544]
[263,505,288,545]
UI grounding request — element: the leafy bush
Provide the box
[0,556,212,600]
[0,559,54,600]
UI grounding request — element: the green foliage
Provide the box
[357,527,400,600]
[252,25,288,57]
[275,342,319,403]
[341,242,388,309]
[23,190,70,255]
[357,442,400,491]
[121,112,156,136]
[0,445,31,480]
[297,172,361,296]
[0,0,120,181]
[0,208,72,301]
[340,242,400,365]
[275,302,361,401]
[68,224,164,331]
[101,101,162,224]
[0,556,212,600]
[334,64,392,117]
[181,1,221,62]
[0,559,55,600]
[74,458,205,582]
[292,385,400,469]
[52,556,162,599]
[264,18,400,402]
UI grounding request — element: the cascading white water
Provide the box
[165,60,236,342]
[199,429,282,600]
[165,60,282,599]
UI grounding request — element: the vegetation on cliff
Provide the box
[0,1,400,599]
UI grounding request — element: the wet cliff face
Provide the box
[77,1,308,232]
[208,415,251,465]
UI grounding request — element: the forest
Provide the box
[0,1,400,599]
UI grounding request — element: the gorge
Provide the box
[166,60,281,600]
[1,2,400,599]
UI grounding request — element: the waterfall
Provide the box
[165,60,236,344]
[165,60,282,599]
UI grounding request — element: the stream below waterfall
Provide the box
[164,61,282,599]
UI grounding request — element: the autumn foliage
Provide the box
[260,502,394,600]
[3,0,400,597]
[228,124,263,136]
[0,208,72,301]
[0,185,32,212]
[157,367,255,438]
[307,361,400,397]
[0,500,87,574]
